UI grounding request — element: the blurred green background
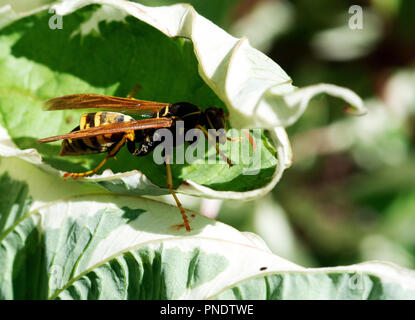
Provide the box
[2,0,415,269]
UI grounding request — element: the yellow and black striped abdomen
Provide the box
[60,112,134,156]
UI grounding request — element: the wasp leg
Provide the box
[64,134,130,179]
[196,125,233,167]
[63,156,110,179]
[126,140,190,230]
[165,154,191,232]
[127,84,142,99]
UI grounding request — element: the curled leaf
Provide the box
[0,0,364,198]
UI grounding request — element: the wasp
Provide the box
[38,91,243,232]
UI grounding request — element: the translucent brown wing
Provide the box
[44,94,169,113]
[38,118,173,143]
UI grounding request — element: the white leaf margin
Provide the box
[48,0,366,129]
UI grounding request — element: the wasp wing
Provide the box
[44,94,169,113]
[38,118,173,143]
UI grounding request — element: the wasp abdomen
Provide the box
[60,112,134,156]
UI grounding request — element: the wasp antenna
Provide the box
[242,129,256,152]
[127,84,142,99]
[225,130,256,152]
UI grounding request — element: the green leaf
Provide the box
[1,157,414,299]
[0,172,32,234]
